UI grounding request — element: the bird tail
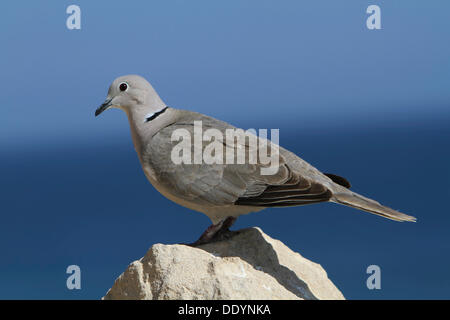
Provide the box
[332,192,417,222]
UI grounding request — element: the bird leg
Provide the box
[189,216,237,246]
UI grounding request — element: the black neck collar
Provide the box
[145,106,169,123]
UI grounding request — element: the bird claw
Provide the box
[184,217,237,247]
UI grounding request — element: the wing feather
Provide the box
[144,112,333,208]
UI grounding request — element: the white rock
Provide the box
[103,227,344,300]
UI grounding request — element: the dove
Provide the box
[95,75,416,245]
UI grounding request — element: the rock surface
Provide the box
[103,227,344,300]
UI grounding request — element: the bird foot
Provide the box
[185,217,237,247]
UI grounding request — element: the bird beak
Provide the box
[95,98,113,117]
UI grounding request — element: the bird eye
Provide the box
[119,82,128,92]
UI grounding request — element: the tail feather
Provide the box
[332,192,417,222]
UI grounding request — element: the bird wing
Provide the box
[143,112,333,207]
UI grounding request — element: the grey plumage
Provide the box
[95,75,416,242]
[145,110,415,222]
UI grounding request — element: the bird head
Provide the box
[95,75,164,117]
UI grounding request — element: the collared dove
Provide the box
[95,75,416,245]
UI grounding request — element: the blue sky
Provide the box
[1,0,449,299]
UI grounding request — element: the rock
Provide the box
[102,227,344,300]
